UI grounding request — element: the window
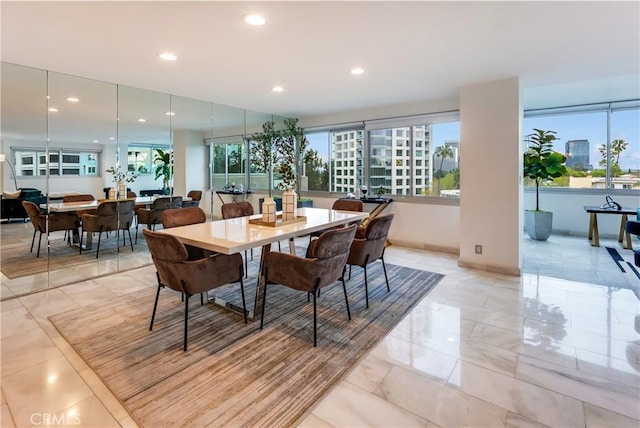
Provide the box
[523,101,639,190]
[306,131,330,191]
[210,137,246,190]
[128,144,170,175]
[365,117,460,198]
[14,148,100,177]
[330,128,364,193]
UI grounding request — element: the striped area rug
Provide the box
[49,262,443,427]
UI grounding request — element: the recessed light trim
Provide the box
[272,86,284,93]
[350,67,365,75]
[48,107,58,112]
[159,52,177,61]
[243,13,266,26]
[166,111,175,116]
[138,118,146,123]
[66,97,79,102]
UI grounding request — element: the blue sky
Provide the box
[307,111,640,172]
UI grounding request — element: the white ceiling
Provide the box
[1,1,639,119]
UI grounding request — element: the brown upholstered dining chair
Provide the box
[161,207,209,260]
[221,201,254,276]
[346,213,394,309]
[143,229,247,351]
[135,196,183,243]
[309,199,364,242]
[21,201,79,257]
[260,224,358,347]
[182,190,202,208]
[80,200,135,258]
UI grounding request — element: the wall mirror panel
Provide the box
[170,95,212,209]
[47,71,120,287]
[0,61,280,300]
[209,104,246,217]
[1,63,49,298]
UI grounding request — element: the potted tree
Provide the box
[274,117,313,208]
[251,120,279,215]
[523,129,567,240]
[153,148,172,194]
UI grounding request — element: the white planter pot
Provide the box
[525,210,553,241]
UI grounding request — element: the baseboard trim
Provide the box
[389,239,459,255]
[457,260,521,277]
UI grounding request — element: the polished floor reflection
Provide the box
[1,234,638,427]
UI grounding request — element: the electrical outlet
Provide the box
[475,245,482,254]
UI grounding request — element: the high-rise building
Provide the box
[565,139,591,170]
[333,126,431,196]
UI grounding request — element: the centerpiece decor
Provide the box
[106,166,138,200]
[262,196,276,224]
[282,188,297,221]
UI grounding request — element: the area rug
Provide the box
[1,224,148,279]
[49,262,443,427]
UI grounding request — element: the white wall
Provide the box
[173,130,208,198]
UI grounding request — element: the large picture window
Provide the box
[523,101,639,190]
[14,148,100,177]
[209,137,247,190]
[364,114,460,198]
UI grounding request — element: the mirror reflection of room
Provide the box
[0,62,277,300]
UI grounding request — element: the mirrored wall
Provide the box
[0,61,284,300]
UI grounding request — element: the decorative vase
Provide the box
[118,181,126,200]
[282,189,297,221]
[108,187,116,200]
[262,196,276,223]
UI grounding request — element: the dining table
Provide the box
[41,196,191,249]
[157,207,369,320]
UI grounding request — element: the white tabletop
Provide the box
[157,207,369,254]
[43,196,190,212]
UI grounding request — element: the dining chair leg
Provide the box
[348,265,352,280]
[312,289,317,347]
[239,265,247,324]
[30,229,36,252]
[381,254,390,292]
[36,232,43,258]
[127,227,134,251]
[95,228,103,259]
[341,276,351,321]
[149,276,162,331]
[79,227,84,254]
[260,279,268,330]
[183,292,191,352]
[244,250,248,278]
[135,224,139,244]
[363,265,369,309]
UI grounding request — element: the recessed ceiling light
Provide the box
[159,52,177,61]
[48,107,58,112]
[350,67,365,75]
[109,137,115,140]
[166,111,175,116]
[272,86,284,93]
[138,118,146,122]
[93,140,99,143]
[243,14,266,26]
[66,97,79,102]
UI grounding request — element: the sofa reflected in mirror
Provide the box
[1,188,47,222]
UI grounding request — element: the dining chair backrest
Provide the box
[117,200,135,227]
[332,199,363,212]
[152,196,183,211]
[187,190,202,201]
[161,207,206,229]
[348,213,394,267]
[22,200,46,232]
[63,194,95,203]
[221,201,254,219]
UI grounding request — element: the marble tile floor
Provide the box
[0,234,639,427]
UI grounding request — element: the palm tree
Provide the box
[433,145,454,194]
